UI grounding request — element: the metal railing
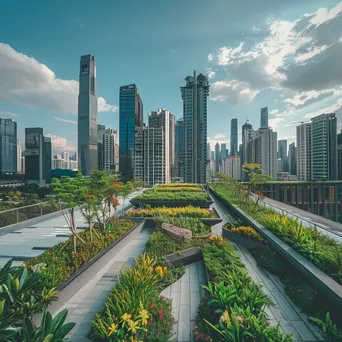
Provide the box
[0,201,66,228]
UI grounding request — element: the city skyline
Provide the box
[1,1,341,155]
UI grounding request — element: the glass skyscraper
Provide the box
[181,71,210,184]
[230,118,238,155]
[0,118,17,173]
[260,107,269,128]
[78,55,98,176]
[119,84,143,181]
[97,124,106,170]
[278,139,288,172]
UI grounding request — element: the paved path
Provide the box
[210,197,324,341]
[0,191,141,268]
[161,261,207,342]
[58,228,152,341]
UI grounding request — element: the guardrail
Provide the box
[0,201,66,228]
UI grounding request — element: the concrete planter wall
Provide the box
[129,198,214,208]
[210,187,342,309]
[164,247,203,268]
[222,229,265,250]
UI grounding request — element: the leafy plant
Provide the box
[230,226,265,243]
[310,313,342,342]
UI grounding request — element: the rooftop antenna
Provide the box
[245,114,249,124]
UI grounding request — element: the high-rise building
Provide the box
[227,155,241,180]
[277,139,287,173]
[260,107,269,129]
[43,137,52,183]
[246,128,277,180]
[230,118,238,155]
[25,128,44,184]
[97,124,106,170]
[215,142,220,173]
[16,139,22,173]
[311,113,337,180]
[0,118,17,173]
[78,55,98,176]
[103,129,119,172]
[149,109,175,183]
[241,121,253,180]
[288,142,297,176]
[134,127,165,186]
[175,118,185,181]
[119,84,143,181]
[296,123,312,181]
[181,71,210,183]
[62,152,70,169]
[338,130,342,180]
[220,143,228,159]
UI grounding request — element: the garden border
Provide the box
[222,228,265,249]
[209,187,342,309]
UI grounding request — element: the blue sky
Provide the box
[0,0,341,154]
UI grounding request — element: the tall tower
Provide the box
[25,127,43,184]
[338,130,342,180]
[175,118,185,181]
[119,84,143,181]
[288,142,297,176]
[311,113,337,180]
[97,124,106,170]
[260,107,269,129]
[77,55,98,176]
[181,71,210,183]
[103,129,118,172]
[0,118,17,173]
[296,123,312,181]
[277,139,288,172]
[230,118,238,155]
[215,142,220,173]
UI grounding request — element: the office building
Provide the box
[78,54,98,176]
[103,129,119,172]
[21,151,25,174]
[338,130,342,180]
[311,113,337,181]
[119,84,143,181]
[98,124,106,170]
[181,71,210,183]
[296,123,312,181]
[25,128,44,184]
[134,127,165,186]
[62,152,70,170]
[16,139,22,173]
[175,118,185,181]
[241,121,253,180]
[278,139,287,173]
[260,107,269,128]
[246,128,277,180]
[43,137,52,183]
[227,155,241,180]
[288,142,297,176]
[230,118,238,155]
[0,118,17,173]
[149,109,175,183]
[220,143,228,159]
[215,142,220,173]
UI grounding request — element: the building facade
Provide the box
[103,129,119,172]
[214,142,220,174]
[311,113,337,181]
[296,123,312,181]
[338,130,342,180]
[119,84,143,181]
[0,118,17,173]
[25,128,44,184]
[241,121,253,180]
[230,118,238,155]
[288,142,297,176]
[260,107,269,128]
[78,55,98,176]
[181,71,209,183]
[277,139,287,173]
[97,124,106,170]
[175,118,185,181]
[227,155,241,180]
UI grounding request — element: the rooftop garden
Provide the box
[153,183,203,192]
[133,189,209,201]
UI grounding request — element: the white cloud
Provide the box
[0,43,117,115]
[270,109,279,115]
[98,97,118,112]
[269,117,285,129]
[207,136,228,150]
[207,53,214,61]
[308,3,342,26]
[54,116,77,124]
[214,133,225,139]
[210,80,259,105]
[252,25,261,33]
[295,44,330,63]
[45,133,77,153]
[0,111,18,117]
[303,97,342,119]
[169,49,176,54]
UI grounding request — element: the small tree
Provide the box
[120,182,133,216]
[105,181,122,219]
[50,173,87,253]
[132,179,145,193]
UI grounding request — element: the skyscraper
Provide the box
[119,84,143,181]
[277,139,287,173]
[103,129,118,172]
[175,118,185,181]
[338,130,342,180]
[311,113,337,180]
[181,71,210,183]
[241,121,253,180]
[16,139,22,173]
[260,107,269,128]
[78,55,98,176]
[215,142,220,173]
[97,124,106,170]
[43,137,52,183]
[288,142,297,176]
[230,118,238,155]
[149,108,175,183]
[25,128,44,184]
[296,123,312,181]
[0,118,17,173]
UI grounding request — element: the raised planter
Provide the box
[210,187,342,310]
[164,247,203,268]
[129,199,213,208]
[222,228,265,249]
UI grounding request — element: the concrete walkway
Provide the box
[161,261,207,342]
[57,227,152,341]
[210,197,324,341]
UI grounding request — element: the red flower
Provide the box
[206,337,211,341]
[159,315,163,320]
[151,303,155,308]
[158,309,163,314]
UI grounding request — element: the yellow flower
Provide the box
[108,323,118,336]
[127,319,140,334]
[155,266,164,277]
[139,309,149,325]
[121,313,132,327]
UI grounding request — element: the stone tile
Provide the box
[291,321,317,341]
[190,291,200,320]
[181,270,190,283]
[161,285,171,298]
[189,272,200,292]
[171,279,181,292]
[189,262,198,274]
[180,282,190,305]
[178,304,191,341]
[270,291,301,321]
[280,321,303,341]
[170,291,180,320]
[170,323,178,342]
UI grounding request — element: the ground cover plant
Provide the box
[225,225,265,243]
[126,205,216,218]
[153,184,203,192]
[133,190,208,202]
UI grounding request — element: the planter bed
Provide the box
[222,228,265,249]
[129,198,214,208]
[164,247,203,268]
[210,187,342,310]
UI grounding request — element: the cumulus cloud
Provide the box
[208,2,342,108]
[54,116,77,124]
[0,43,117,114]
[207,136,228,150]
[214,133,225,139]
[303,97,342,119]
[45,133,77,153]
[270,109,279,115]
